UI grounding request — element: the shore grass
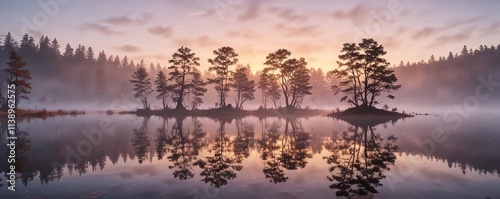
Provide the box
[124,107,330,119]
[0,109,85,120]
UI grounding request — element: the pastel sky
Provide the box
[1,0,499,71]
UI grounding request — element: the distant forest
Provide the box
[0,32,499,110]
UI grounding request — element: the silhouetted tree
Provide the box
[189,68,207,110]
[154,70,170,109]
[232,66,255,109]
[258,72,281,109]
[324,125,398,198]
[132,118,151,164]
[330,38,400,108]
[263,49,312,108]
[208,46,238,108]
[130,67,153,109]
[168,46,205,110]
[195,120,242,188]
[4,51,32,107]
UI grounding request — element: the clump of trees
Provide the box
[261,49,312,109]
[0,50,32,108]
[207,46,238,109]
[329,38,400,109]
[130,67,152,109]
[232,65,256,110]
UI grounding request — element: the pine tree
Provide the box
[154,70,170,109]
[207,46,238,108]
[130,67,152,109]
[4,51,32,107]
[331,38,400,108]
[168,46,206,110]
[263,49,312,108]
[232,66,255,110]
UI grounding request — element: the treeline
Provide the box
[0,32,335,110]
[393,44,500,106]
[2,31,498,110]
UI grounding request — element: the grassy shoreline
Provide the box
[119,107,330,119]
[0,109,85,120]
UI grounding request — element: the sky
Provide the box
[1,0,499,72]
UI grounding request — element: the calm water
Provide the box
[1,112,499,199]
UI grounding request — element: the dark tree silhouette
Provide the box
[207,46,238,108]
[258,71,281,108]
[132,118,151,164]
[231,65,256,110]
[130,67,153,109]
[154,70,171,109]
[330,38,400,108]
[324,125,398,198]
[188,68,207,110]
[195,120,242,188]
[168,46,206,110]
[263,49,312,108]
[3,51,32,107]
[165,117,206,180]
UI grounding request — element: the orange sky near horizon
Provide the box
[1,0,499,72]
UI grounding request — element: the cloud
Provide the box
[188,8,216,17]
[102,16,133,25]
[331,5,371,25]
[174,35,219,47]
[148,26,173,38]
[115,45,141,52]
[427,32,472,48]
[101,13,153,25]
[274,23,321,37]
[270,7,308,22]
[226,30,262,39]
[238,0,264,21]
[81,23,121,35]
[412,17,481,39]
[413,27,438,39]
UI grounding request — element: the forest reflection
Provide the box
[324,125,398,198]
[1,116,499,198]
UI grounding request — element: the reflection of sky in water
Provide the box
[0,113,499,199]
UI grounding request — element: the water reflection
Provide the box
[324,124,398,198]
[260,119,313,183]
[195,120,243,188]
[1,115,499,198]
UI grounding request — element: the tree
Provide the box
[130,67,152,109]
[154,70,170,109]
[428,55,436,63]
[3,51,32,107]
[258,72,281,109]
[168,46,206,110]
[189,68,207,110]
[231,66,256,110]
[86,46,95,62]
[207,46,238,108]
[263,49,312,108]
[330,38,400,108]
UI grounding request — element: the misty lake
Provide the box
[1,112,499,199]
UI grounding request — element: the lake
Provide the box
[1,112,499,199]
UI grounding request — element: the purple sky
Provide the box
[1,0,499,71]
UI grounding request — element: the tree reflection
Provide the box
[132,117,151,164]
[259,119,313,183]
[233,119,255,162]
[164,117,206,180]
[195,120,242,188]
[324,125,398,198]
